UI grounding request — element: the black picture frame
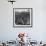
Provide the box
[13,8,33,28]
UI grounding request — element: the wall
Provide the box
[0,0,46,42]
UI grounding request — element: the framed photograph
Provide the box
[13,8,33,28]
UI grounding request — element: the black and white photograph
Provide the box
[13,8,32,27]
